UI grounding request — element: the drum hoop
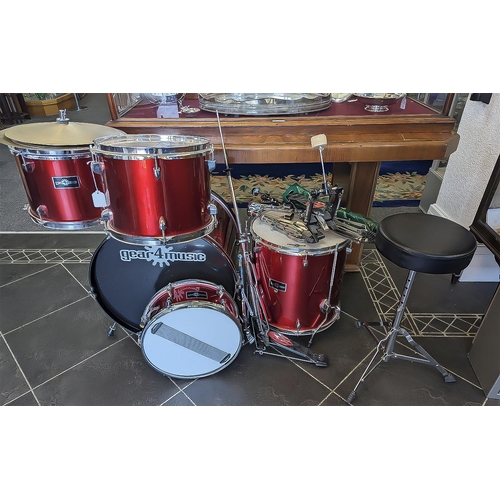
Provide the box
[251,229,349,256]
[90,150,210,161]
[27,207,101,229]
[142,279,236,319]
[142,300,242,336]
[91,134,213,157]
[10,146,91,159]
[104,215,217,246]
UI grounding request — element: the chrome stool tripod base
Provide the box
[347,269,456,404]
[346,213,477,404]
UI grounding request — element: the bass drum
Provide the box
[89,192,239,333]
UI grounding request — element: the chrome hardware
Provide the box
[159,217,167,241]
[303,255,308,267]
[36,205,48,220]
[207,159,216,171]
[101,209,113,221]
[153,158,161,179]
[320,299,332,313]
[56,109,70,124]
[22,160,35,173]
[208,203,218,215]
[91,161,105,174]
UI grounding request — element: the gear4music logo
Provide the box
[119,245,207,267]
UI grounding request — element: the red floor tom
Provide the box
[250,210,350,336]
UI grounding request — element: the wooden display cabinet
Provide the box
[105,93,460,271]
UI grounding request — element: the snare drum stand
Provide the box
[216,112,329,368]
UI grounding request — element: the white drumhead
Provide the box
[141,303,242,379]
[250,210,349,255]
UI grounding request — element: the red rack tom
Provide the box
[91,134,216,245]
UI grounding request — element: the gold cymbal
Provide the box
[4,121,125,147]
[0,129,14,147]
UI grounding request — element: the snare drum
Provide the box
[139,279,242,379]
[250,210,350,336]
[91,134,215,245]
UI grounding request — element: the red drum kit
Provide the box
[1,111,376,379]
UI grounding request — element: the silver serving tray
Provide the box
[198,93,331,115]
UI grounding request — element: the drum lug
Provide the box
[303,255,308,267]
[159,217,167,241]
[207,159,216,172]
[22,160,35,173]
[153,158,161,179]
[101,208,113,221]
[36,205,48,220]
[91,161,105,175]
[296,319,301,332]
[320,299,331,313]
[208,203,219,227]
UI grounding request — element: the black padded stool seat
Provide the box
[376,213,477,274]
[347,213,478,404]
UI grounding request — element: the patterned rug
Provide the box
[211,160,432,208]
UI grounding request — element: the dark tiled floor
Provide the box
[1,232,498,406]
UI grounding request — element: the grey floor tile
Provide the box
[0,264,89,333]
[4,391,39,406]
[0,336,32,405]
[4,296,127,388]
[183,346,330,406]
[33,336,180,406]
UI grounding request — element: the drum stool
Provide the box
[347,213,477,403]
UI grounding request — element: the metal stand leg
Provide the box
[107,323,116,337]
[72,93,88,111]
[347,270,456,404]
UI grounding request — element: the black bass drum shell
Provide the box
[89,193,238,333]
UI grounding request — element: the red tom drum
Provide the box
[250,210,350,337]
[2,117,123,230]
[91,134,216,246]
[10,146,103,229]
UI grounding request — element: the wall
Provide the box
[429,94,500,227]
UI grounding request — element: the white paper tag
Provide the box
[157,104,179,118]
[92,190,107,208]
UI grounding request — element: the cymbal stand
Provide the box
[215,111,269,349]
[215,112,328,367]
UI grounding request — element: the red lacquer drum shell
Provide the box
[140,279,240,327]
[91,134,215,245]
[2,119,124,230]
[11,147,103,229]
[250,210,350,336]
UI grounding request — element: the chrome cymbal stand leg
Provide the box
[346,270,455,404]
[72,93,88,111]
